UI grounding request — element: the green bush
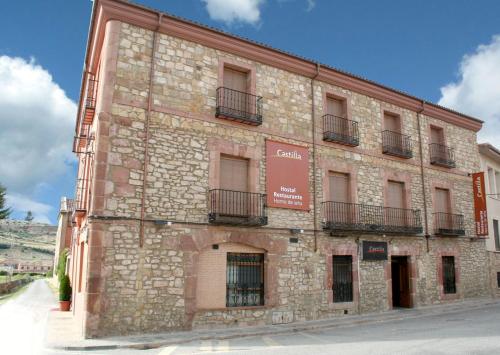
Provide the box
[45,270,53,278]
[57,249,69,283]
[0,270,7,276]
[59,275,72,301]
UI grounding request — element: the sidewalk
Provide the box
[45,297,500,351]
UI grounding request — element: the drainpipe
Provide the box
[139,13,163,247]
[417,101,430,252]
[311,63,320,252]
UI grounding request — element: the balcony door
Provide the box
[386,181,406,228]
[223,67,249,115]
[328,172,351,224]
[430,126,445,145]
[326,97,348,137]
[220,155,249,216]
[384,112,403,151]
[435,188,452,229]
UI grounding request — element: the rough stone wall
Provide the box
[82,21,492,336]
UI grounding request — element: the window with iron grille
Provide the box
[226,253,264,307]
[442,256,456,294]
[332,255,353,303]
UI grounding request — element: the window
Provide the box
[223,67,248,93]
[430,126,445,145]
[332,255,353,303]
[226,253,264,307]
[386,181,406,227]
[326,96,346,118]
[327,172,351,224]
[220,155,248,192]
[384,112,401,133]
[435,188,451,213]
[442,256,456,294]
[219,155,249,217]
[329,172,350,203]
[494,220,500,251]
[497,272,500,288]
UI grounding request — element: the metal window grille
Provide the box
[332,255,353,303]
[442,256,456,294]
[226,253,264,307]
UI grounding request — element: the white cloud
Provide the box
[0,56,76,221]
[438,35,500,149]
[6,194,52,224]
[0,56,76,192]
[306,0,315,11]
[201,0,265,26]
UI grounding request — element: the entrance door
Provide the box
[391,256,411,308]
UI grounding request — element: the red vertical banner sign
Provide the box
[472,172,488,237]
[266,140,310,210]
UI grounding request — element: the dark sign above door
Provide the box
[362,241,388,261]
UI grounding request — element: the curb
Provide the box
[46,299,500,351]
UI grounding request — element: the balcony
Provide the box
[216,87,263,126]
[322,201,423,235]
[72,122,92,154]
[83,76,98,125]
[433,212,465,236]
[322,114,360,146]
[208,189,267,226]
[382,130,413,158]
[430,143,456,168]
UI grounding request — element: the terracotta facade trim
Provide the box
[82,0,483,134]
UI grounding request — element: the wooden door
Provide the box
[220,156,249,216]
[223,67,248,114]
[435,188,451,228]
[328,172,351,224]
[384,113,401,133]
[326,97,348,136]
[387,181,405,226]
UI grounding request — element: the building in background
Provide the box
[61,0,491,338]
[478,143,500,296]
[53,197,74,275]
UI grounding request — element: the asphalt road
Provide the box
[2,280,500,355]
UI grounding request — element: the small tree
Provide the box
[25,211,34,222]
[0,183,11,219]
[59,274,72,302]
[57,248,69,282]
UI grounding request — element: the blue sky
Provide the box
[0,0,499,224]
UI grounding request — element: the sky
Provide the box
[0,0,499,225]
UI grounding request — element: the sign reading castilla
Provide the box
[362,241,388,261]
[266,140,310,210]
[472,172,488,237]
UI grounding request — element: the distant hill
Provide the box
[0,220,56,266]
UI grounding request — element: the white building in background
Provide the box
[478,143,500,294]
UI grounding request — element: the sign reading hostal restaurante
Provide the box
[472,172,488,237]
[266,140,309,210]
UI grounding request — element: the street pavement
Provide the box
[1,279,500,355]
[0,279,56,355]
[100,303,500,355]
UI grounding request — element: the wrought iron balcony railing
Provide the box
[322,201,423,234]
[430,143,456,168]
[83,76,98,125]
[75,177,89,214]
[382,130,413,158]
[433,212,465,236]
[209,189,267,226]
[216,87,263,125]
[60,198,75,213]
[322,114,360,146]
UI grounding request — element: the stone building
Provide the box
[478,143,500,297]
[53,197,74,274]
[65,0,490,338]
